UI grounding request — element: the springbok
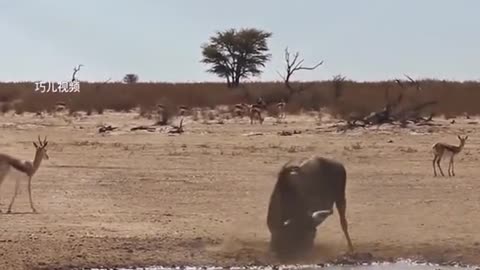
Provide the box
[157,104,165,112]
[156,104,165,117]
[249,97,267,125]
[432,135,468,177]
[178,105,189,116]
[55,102,67,112]
[0,136,49,213]
[266,155,354,259]
[276,100,286,119]
[233,103,249,118]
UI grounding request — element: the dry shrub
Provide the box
[13,102,25,115]
[139,104,155,118]
[0,102,11,113]
[0,80,479,118]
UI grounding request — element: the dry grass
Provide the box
[1,80,479,120]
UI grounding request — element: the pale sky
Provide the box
[1,0,479,82]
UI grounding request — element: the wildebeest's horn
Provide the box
[312,209,333,218]
[311,209,333,226]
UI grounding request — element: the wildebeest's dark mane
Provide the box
[275,164,311,224]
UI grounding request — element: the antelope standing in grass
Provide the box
[156,104,165,118]
[249,97,267,125]
[432,135,468,177]
[55,102,67,112]
[178,105,189,116]
[0,136,49,213]
[233,103,249,118]
[157,104,165,113]
[276,100,286,119]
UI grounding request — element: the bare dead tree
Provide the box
[71,64,83,82]
[168,118,184,134]
[332,74,346,101]
[395,74,421,91]
[363,82,402,125]
[386,81,404,111]
[339,76,435,131]
[277,47,323,100]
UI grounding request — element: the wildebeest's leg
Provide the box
[336,197,354,252]
[432,155,438,177]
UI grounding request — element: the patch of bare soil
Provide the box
[0,112,479,270]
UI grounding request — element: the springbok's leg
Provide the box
[0,171,9,213]
[451,157,455,176]
[432,155,438,177]
[7,178,21,213]
[27,177,37,213]
[336,197,354,252]
[447,156,452,177]
[436,155,445,176]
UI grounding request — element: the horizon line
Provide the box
[1,78,480,84]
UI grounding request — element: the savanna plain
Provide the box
[0,107,479,270]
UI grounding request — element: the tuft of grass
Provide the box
[398,146,418,153]
[344,142,362,151]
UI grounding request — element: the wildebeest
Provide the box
[266,155,354,259]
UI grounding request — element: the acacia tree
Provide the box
[123,73,139,84]
[201,28,272,88]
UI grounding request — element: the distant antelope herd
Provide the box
[232,98,287,124]
[28,96,290,126]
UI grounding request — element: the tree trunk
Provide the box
[226,76,232,88]
[233,73,241,88]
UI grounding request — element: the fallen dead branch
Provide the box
[98,125,117,133]
[338,76,437,131]
[167,118,184,134]
[278,130,302,136]
[242,132,264,136]
[130,125,157,132]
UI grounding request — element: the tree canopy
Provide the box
[201,28,272,87]
[123,73,139,84]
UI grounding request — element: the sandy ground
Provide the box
[0,111,479,270]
